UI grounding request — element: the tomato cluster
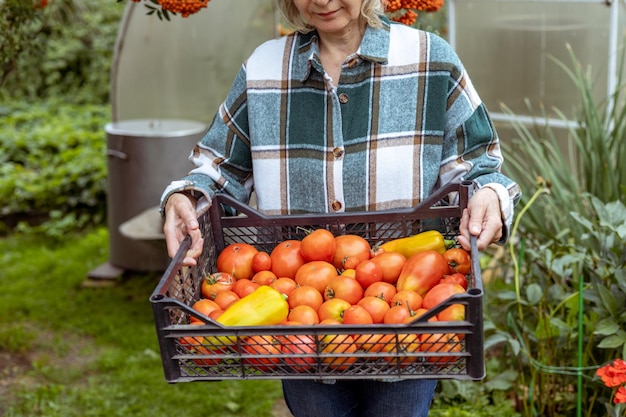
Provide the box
[187,230,473,370]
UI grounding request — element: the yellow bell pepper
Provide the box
[202,285,289,347]
[216,285,289,327]
[379,230,454,259]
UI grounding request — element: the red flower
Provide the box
[614,386,626,404]
[597,359,626,388]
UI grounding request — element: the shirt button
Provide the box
[338,93,349,104]
[332,147,344,158]
[331,201,342,211]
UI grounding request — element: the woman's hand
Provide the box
[163,192,204,266]
[458,187,503,251]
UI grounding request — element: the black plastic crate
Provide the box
[150,181,485,383]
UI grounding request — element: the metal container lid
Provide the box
[105,119,207,138]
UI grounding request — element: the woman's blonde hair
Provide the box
[275,0,385,33]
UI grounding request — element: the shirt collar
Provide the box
[294,16,391,82]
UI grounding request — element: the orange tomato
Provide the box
[189,298,221,324]
[251,270,278,286]
[363,281,397,304]
[324,275,363,305]
[354,333,394,353]
[440,272,468,290]
[288,285,324,311]
[269,277,298,297]
[419,333,462,363]
[251,251,272,273]
[383,304,412,324]
[288,305,320,325]
[213,290,240,310]
[242,335,282,371]
[342,305,374,325]
[318,298,352,323]
[270,240,306,279]
[422,282,465,310]
[396,250,449,296]
[356,296,390,324]
[217,243,258,280]
[369,251,407,285]
[179,322,224,366]
[300,228,336,263]
[332,235,371,271]
[443,247,472,275]
[320,333,358,370]
[280,333,317,372]
[200,272,235,300]
[232,278,260,298]
[354,260,384,289]
[391,290,423,310]
[295,261,339,294]
[381,333,420,367]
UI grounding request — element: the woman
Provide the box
[161,0,520,415]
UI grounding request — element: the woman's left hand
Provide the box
[457,187,503,251]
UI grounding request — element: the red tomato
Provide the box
[288,285,324,311]
[270,240,306,279]
[357,296,391,324]
[251,251,272,273]
[354,260,383,289]
[317,298,352,323]
[295,261,339,294]
[324,275,364,305]
[217,243,258,280]
[342,305,374,325]
[280,333,317,372]
[396,250,450,297]
[369,251,407,285]
[189,298,221,324]
[443,248,472,275]
[300,228,336,263]
[363,281,397,304]
[269,277,298,297]
[242,335,282,371]
[288,305,320,325]
[440,272,468,290]
[332,235,371,271]
[251,270,278,286]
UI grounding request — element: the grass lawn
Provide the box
[0,228,284,417]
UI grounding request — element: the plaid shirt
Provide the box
[162,18,520,220]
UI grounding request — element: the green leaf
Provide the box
[593,318,620,336]
[525,283,543,305]
[597,334,626,349]
[596,281,619,317]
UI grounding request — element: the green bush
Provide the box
[0,101,109,237]
[0,0,123,104]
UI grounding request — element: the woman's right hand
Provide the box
[163,192,204,266]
